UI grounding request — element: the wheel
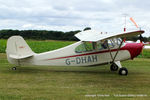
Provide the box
[12,67,17,70]
[110,63,118,71]
[119,67,128,75]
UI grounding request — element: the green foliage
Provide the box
[0,40,6,53]
[26,40,75,53]
[0,29,81,41]
[138,49,150,58]
[0,39,74,53]
[83,27,91,31]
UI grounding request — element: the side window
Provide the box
[111,38,122,46]
[75,39,115,53]
[97,40,108,50]
[108,40,114,48]
[84,42,93,51]
[75,42,94,53]
[117,38,122,45]
[97,40,114,50]
[75,43,86,53]
[97,43,103,50]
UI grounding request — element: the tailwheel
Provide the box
[119,67,128,75]
[12,67,17,70]
[110,63,118,71]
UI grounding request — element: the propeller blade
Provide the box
[139,34,144,56]
[139,34,144,43]
[140,35,142,43]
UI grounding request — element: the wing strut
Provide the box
[106,39,124,63]
[112,40,124,62]
[106,42,113,60]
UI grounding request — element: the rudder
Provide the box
[6,36,35,60]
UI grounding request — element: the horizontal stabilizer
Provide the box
[9,54,34,59]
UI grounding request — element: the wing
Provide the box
[75,30,145,42]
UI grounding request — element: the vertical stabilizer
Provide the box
[6,36,34,60]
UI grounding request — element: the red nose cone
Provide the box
[122,43,143,59]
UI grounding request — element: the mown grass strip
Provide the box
[0,53,150,100]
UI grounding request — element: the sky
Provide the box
[0,0,150,37]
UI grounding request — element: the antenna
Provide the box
[122,13,128,32]
[124,15,126,32]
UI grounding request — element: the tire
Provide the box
[12,67,17,70]
[110,63,118,71]
[119,67,128,75]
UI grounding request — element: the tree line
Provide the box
[0,29,150,42]
[0,29,80,41]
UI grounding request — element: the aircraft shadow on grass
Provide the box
[4,66,143,76]
[5,66,117,75]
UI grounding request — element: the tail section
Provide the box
[6,36,35,61]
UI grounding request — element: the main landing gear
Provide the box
[119,67,128,75]
[12,67,17,70]
[110,63,118,71]
[110,61,128,76]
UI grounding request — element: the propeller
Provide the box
[130,17,143,42]
[130,17,144,56]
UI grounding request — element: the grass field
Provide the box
[0,53,150,100]
[0,39,74,53]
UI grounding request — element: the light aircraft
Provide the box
[6,29,144,75]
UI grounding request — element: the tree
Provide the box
[83,27,91,31]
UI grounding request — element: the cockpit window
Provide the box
[111,38,122,45]
[75,42,96,53]
[75,38,122,53]
[108,40,115,48]
[97,40,114,50]
[117,38,122,45]
[75,43,86,53]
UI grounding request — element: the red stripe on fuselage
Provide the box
[46,47,128,61]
